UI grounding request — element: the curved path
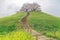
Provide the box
[20,12,56,40]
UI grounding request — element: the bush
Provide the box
[0,30,34,40]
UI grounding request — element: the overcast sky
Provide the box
[0,0,60,18]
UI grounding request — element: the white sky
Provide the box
[0,0,60,18]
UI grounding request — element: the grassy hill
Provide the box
[0,12,25,34]
[0,11,60,40]
[0,12,34,40]
[29,11,60,39]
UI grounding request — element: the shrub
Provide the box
[0,30,34,40]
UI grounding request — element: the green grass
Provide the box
[0,12,26,34]
[29,11,60,39]
[0,12,34,40]
[0,11,60,40]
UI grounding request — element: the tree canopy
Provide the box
[20,3,41,12]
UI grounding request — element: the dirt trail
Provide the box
[20,12,56,40]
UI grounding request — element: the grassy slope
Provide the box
[0,11,60,39]
[0,12,34,40]
[0,12,26,34]
[29,11,60,39]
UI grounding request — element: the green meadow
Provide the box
[0,11,60,40]
[0,12,34,40]
[29,11,60,40]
